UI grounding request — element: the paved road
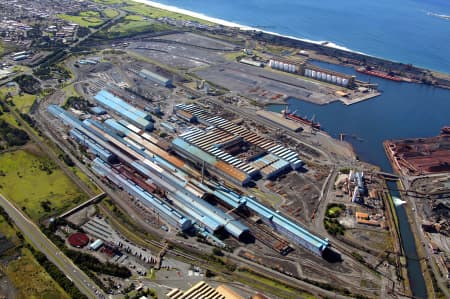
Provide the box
[0,194,106,299]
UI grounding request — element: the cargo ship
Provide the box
[356,67,413,82]
[282,106,321,129]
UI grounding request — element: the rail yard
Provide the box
[0,1,440,297]
[29,29,405,297]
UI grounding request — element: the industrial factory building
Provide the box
[47,105,249,240]
[172,104,303,185]
[69,128,117,163]
[93,90,154,131]
[47,104,329,257]
[213,186,330,256]
[138,68,172,87]
[268,58,299,73]
[268,58,355,88]
[92,158,192,231]
[301,64,355,88]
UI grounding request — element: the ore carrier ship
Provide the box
[356,67,415,82]
[282,106,321,130]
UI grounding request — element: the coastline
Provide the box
[130,0,450,89]
[131,0,362,53]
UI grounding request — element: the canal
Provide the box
[267,61,450,298]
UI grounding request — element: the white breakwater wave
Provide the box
[132,0,366,54]
[392,196,406,206]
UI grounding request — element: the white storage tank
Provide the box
[332,75,337,83]
[327,74,332,82]
[321,73,327,80]
[342,78,349,86]
[316,71,321,79]
[274,61,279,69]
[283,63,289,71]
[311,70,316,78]
[305,69,312,77]
[337,77,342,85]
[289,64,296,73]
[269,60,274,68]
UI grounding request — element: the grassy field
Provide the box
[0,86,36,113]
[122,2,215,25]
[57,11,104,27]
[237,268,315,299]
[103,8,119,18]
[71,167,101,194]
[93,0,125,4]
[0,146,88,222]
[0,112,18,127]
[0,86,36,130]
[0,214,18,240]
[105,15,171,37]
[5,248,70,299]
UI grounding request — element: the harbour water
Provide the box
[134,1,450,296]
[267,61,450,298]
[143,0,450,73]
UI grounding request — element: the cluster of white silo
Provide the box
[304,68,349,87]
[269,59,297,73]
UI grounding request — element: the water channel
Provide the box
[267,61,450,298]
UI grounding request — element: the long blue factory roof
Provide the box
[92,158,191,230]
[173,189,248,238]
[83,119,118,141]
[95,90,151,120]
[172,138,217,165]
[210,183,329,252]
[244,197,328,251]
[94,91,152,129]
[104,119,133,137]
[70,129,114,161]
[48,105,81,129]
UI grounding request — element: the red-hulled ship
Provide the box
[282,106,321,129]
[356,67,412,82]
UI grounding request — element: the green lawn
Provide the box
[123,3,215,25]
[327,206,343,217]
[0,86,36,129]
[57,11,104,27]
[14,93,36,113]
[0,148,88,222]
[0,214,18,240]
[71,167,101,194]
[103,8,119,18]
[106,15,171,36]
[93,0,125,4]
[0,112,18,127]
[6,248,70,299]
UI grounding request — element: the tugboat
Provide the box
[281,105,321,130]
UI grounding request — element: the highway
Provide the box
[0,194,106,299]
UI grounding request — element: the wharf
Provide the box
[340,91,381,106]
[255,110,302,132]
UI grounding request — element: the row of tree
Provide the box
[27,244,89,299]
[0,119,29,147]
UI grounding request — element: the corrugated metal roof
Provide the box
[139,69,171,85]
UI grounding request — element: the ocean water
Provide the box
[148,0,450,73]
